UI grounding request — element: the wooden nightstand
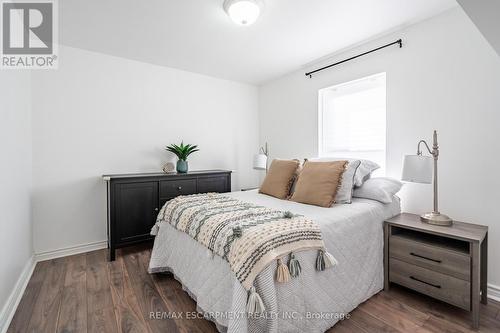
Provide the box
[384,213,488,329]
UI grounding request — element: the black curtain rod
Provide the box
[305,39,403,78]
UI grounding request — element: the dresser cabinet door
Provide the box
[114,181,159,243]
[197,176,229,193]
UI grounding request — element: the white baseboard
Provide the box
[35,240,108,262]
[488,283,500,302]
[0,256,35,333]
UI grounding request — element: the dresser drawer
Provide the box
[389,258,470,310]
[389,235,470,281]
[160,179,197,198]
[197,176,228,193]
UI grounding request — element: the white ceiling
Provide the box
[60,0,458,85]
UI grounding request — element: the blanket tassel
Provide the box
[288,253,301,278]
[150,224,159,236]
[247,287,265,313]
[276,258,290,283]
[323,251,338,268]
[316,249,338,271]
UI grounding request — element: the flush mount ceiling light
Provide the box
[223,0,263,26]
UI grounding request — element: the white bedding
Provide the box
[149,190,400,333]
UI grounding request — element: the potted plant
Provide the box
[166,142,199,173]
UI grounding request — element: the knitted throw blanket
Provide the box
[151,193,337,313]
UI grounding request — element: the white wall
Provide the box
[31,46,259,254]
[259,8,500,286]
[0,71,32,322]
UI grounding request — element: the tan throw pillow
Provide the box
[290,160,347,207]
[259,159,300,199]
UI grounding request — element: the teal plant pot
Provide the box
[176,160,188,173]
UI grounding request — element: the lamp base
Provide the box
[420,212,453,226]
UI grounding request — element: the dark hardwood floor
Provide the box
[8,244,500,333]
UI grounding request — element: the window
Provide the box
[318,73,386,173]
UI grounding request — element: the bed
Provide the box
[149,189,400,333]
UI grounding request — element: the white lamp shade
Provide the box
[253,154,267,170]
[402,155,433,184]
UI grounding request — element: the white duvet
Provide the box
[149,190,400,333]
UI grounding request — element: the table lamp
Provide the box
[253,142,269,172]
[402,130,452,226]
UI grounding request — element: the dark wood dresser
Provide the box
[103,170,232,261]
[384,213,488,329]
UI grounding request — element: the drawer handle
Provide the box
[410,252,441,263]
[410,276,441,289]
[154,207,159,211]
[177,186,182,190]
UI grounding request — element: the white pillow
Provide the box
[353,177,403,204]
[334,160,361,203]
[309,157,380,187]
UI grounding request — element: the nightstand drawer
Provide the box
[160,179,197,198]
[390,235,470,281]
[389,258,470,310]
